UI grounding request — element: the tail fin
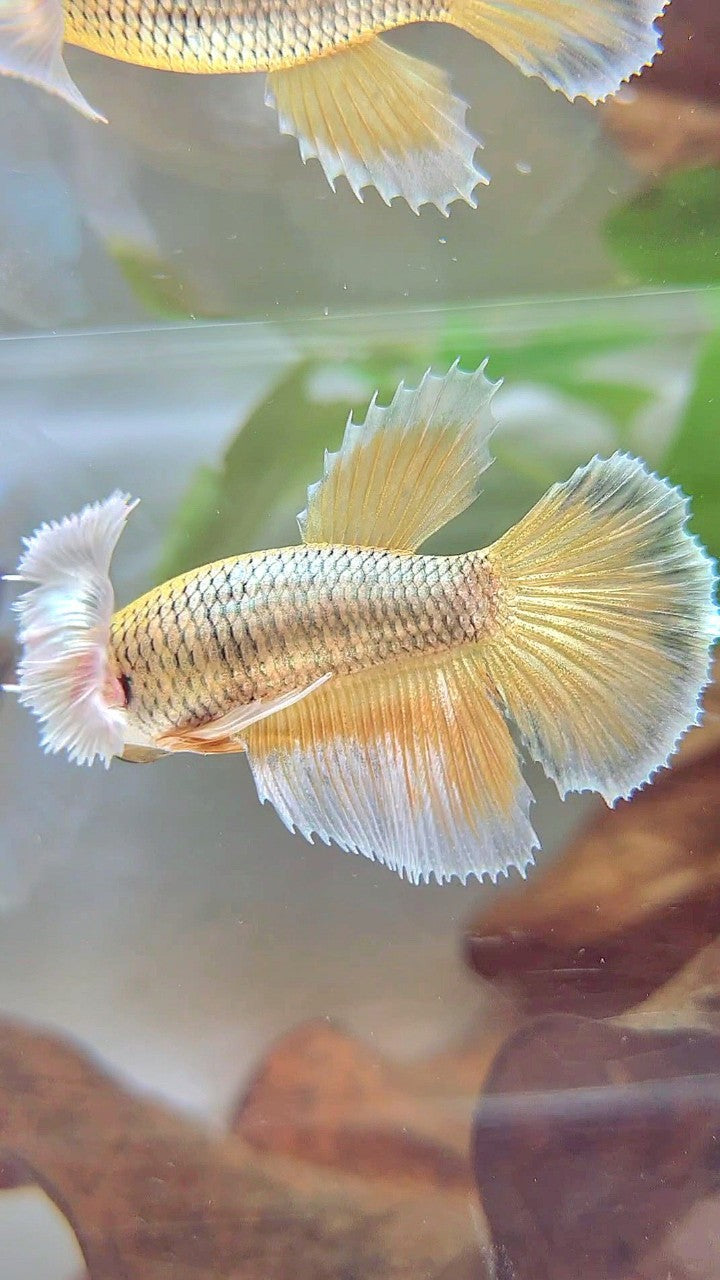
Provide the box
[4,493,136,766]
[481,453,718,802]
[447,0,666,102]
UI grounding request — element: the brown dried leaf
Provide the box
[635,0,720,106]
[603,90,720,179]
[231,1017,513,1191]
[472,1013,720,1280]
[627,934,720,1033]
[0,1019,486,1280]
[465,664,720,1017]
[601,0,720,174]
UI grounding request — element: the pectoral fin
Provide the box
[158,675,332,754]
[0,0,105,121]
[266,37,485,214]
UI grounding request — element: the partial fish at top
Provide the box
[0,0,669,212]
[4,362,718,885]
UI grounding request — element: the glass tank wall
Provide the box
[0,2,719,1278]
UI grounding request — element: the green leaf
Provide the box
[436,317,653,389]
[548,376,654,441]
[109,241,220,321]
[606,167,720,287]
[662,326,720,561]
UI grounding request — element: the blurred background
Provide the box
[0,0,719,1276]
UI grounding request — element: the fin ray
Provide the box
[481,453,718,800]
[158,674,332,752]
[244,648,537,885]
[447,0,667,102]
[8,493,136,767]
[299,363,499,550]
[266,37,485,214]
[0,0,105,120]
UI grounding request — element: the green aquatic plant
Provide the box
[606,167,720,289]
[159,299,720,580]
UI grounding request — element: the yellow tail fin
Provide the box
[481,453,718,802]
[447,0,666,102]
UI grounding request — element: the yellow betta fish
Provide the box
[1,0,668,211]
[6,363,717,884]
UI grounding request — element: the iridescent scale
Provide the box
[110,545,491,738]
[64,0,445,72]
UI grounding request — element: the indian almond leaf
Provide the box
[605,167,720,287]
[662,324,720,561]
[0,1018,484,1279]
[464,651,720,1021]
[157,352,422,582]
[472,1012,720,1280]
[231,1018,502,1190]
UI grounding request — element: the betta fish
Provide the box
[5,363,717,884]
[1,0,668,212]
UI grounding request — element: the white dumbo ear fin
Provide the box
[4,493,136,766]
[0,0,106,120]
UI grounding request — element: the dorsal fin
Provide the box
[297,363,499,551]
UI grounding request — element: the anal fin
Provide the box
[266,37,486,214]
[244,649,537,885]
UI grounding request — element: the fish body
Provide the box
[64,0,443,72]
[7,363,717,884]
[111,544,491,740]
[2,0,669,211]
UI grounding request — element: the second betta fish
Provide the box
[1,0,667,212]
[6,364,718,885]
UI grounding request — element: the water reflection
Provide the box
[0,296,717,1276]
[0,29,632,333]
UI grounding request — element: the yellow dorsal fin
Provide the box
[244,647,537,885]
[298,363,499,551]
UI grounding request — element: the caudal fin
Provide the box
[266,37,485,215]
[481,453,718,802]
[447,0,667,102]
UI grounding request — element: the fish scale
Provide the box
[110,543,491,739]
[64,0,443,71]
[8,361,716,884]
